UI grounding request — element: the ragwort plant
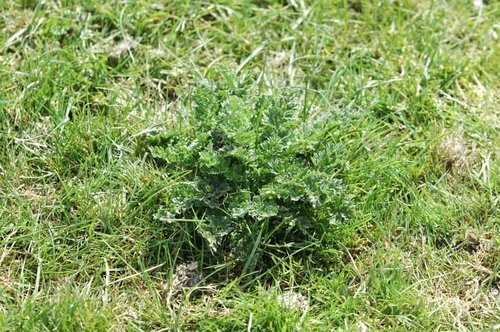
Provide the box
[142,72,350,272]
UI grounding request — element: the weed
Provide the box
[141,71,350,272]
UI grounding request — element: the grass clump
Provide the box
[142,71,350,271]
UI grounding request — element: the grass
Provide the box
[0,0,498,330]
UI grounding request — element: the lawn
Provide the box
[0,0,498,331]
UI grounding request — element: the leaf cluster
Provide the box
[144,73,350,268]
